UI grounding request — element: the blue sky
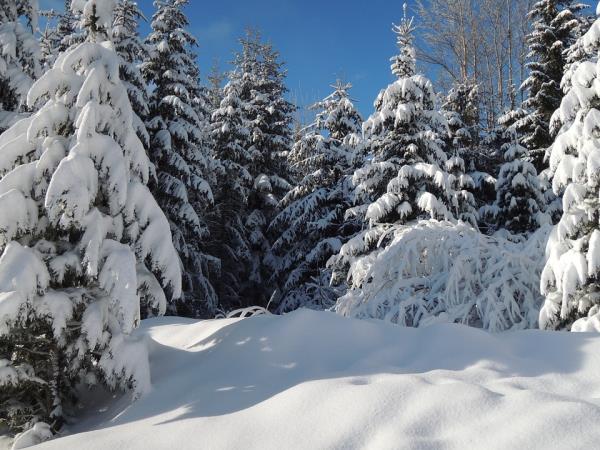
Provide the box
[39,0,421,118]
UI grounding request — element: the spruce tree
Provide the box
[520,0,589,171]
[112,0,150,147]
[332,6,458,282]
[560,11,596,95]
[444,154,478,227]
[269,81,363,312]
[0,0,181,435]
[540,9,600,331]
[350,8,451,230]
[210,61,254,309]
[210,31,294,310]
[207,60,225,111]
[483,129,547,234]
[56,0,83,53]
[39,10,62,70]
[0,0,40,131]
[443,79,479,159]
[442,79,482,227]
[329,4,488,284]
[246,36,295,305]
[143,0,217,317]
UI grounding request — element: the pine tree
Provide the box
[349,7,451,230]
[246,35,295,305]
[210,31,294,309]
[483,129,547,234]
[39,9,62,70]
[519,1,589,172]
[210,63,255,309]
[540,9,600,331]
[331,5,458,283]
[0,0,181,435]
[560,11,596,95]
[112,0,150,147]
[269,81,363,312]
[207,60,225,111]
[0,0,40,131]
[443,79,479,157]
[56,0,83,53]
[442,79,482,227]
[143,0,217,317]
[444,154,478,227]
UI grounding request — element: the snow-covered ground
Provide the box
[23,309,600,449]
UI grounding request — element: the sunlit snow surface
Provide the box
[31,309,600,449]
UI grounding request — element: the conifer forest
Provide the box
[2,1,600,448]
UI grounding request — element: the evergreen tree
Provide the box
[269,81,363,312]
[444,153,478,227]
[540,9,600,331]
[442,79,482,226]
[332,6,458,282]
[443,79,479,158]
[349,8,451,230]
[207,60,225,111]
[39,9,62,70]
[143,0,217,317]
[559,11,596,95]
[0,0,40,131]
[112,0,150,147]
[55,0,83,53]
[540,6,595,226]
[0,0,181,434]
[210,31,294,310]
[210,62,254,309]
[246,35,295,305]
[519,0,588,172]
[483,129,547,234]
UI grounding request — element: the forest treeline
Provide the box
[1,0,600,442]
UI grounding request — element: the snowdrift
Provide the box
[28,309,600,449]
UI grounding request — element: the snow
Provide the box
[71,0,117,33]
[540,8,600,328]
[20,309,600,450]
[11,423,52,449]
[335,220,550,331]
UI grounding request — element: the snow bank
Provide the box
[20,309,600,450]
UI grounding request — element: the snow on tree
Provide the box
[443,79,480,161]
[444,153,478,227]
[56,0,83,53]
[442,79,496,207]
[0,0,40,131]
[482,129,548,234]
[143,0,218,318]
[0,0,181,433]
[556,7,595,97]
[540,7,600,331]
[112,0,150,148]
[269,81,363,312]
[39,10,62,70]
[244,32,295,306]
[351,8,452,227]
[210,31,294,309]
[335,220,551,331]
[206,60,225,111]
[519,0,589,172]
[441,79,481,227]
[333,6,461,282]
[10,421,54,448]
[210,67,254,308]
[539,6,595,226]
